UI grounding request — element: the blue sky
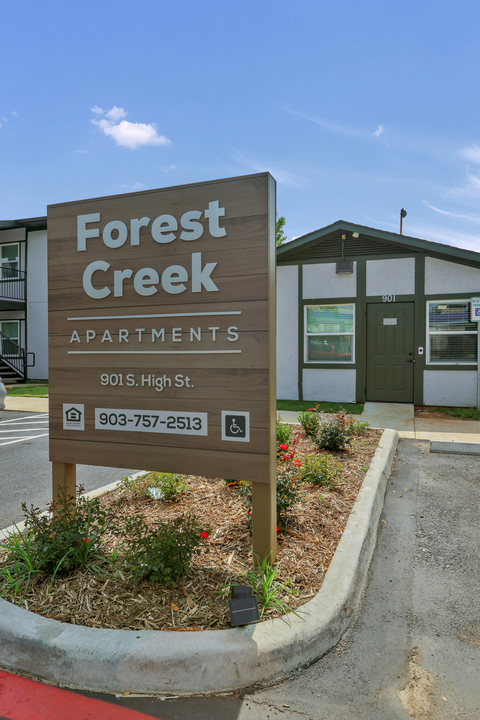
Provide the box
[2,0,480,250]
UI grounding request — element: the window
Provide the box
[427,300,477,364]
[305,304,354,363]
[0,243,19,280]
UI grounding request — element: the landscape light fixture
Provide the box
[400,208,407,235]
[352,232,359,238]
[229,585,260,626]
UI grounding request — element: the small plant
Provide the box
[121,472,187,501]
[276,419,292,445]
[347,418,370,436]
[299,454,343,489]
[315,410,352,451]
[20,486,117,575]
[236,553,301,619]
[0,524,51,600]
[123,513,210,586]
[298,406,321,437]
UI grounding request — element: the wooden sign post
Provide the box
[48,173,277,561]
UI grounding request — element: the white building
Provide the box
[277,220,480,407]
[0,217,48,382]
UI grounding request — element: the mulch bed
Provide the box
[1,428,382,631]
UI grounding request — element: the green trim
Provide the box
[414,256,425,404]
[301,295,356,305]
[425,292,480,300]
[278,252,419,266]
[297,265,303,401]
[0,300,26,311]
[424,365,476,371]
[303,363,357,370]
[355,260,366,402]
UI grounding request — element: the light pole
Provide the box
[400,208,407,235]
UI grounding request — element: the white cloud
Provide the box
[422,201,467,218]
[407,222,480,252]
[460,144,480,164]
[11,111,17,117]
[283,107,360,137]
[373,124,385,138]
[120,181,146,191]
[91,105,104,114]
[105,106,126,122]
[91,106,171,150]
[75,149,88,154]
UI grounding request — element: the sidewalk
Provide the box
[278,402,480,442]
[3,396,49,413]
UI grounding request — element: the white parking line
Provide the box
[0,414,49,425]
[0,413,49,446]
[0,432,49,447]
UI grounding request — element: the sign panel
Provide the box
[471,297,480,321]
[48,173,276,483]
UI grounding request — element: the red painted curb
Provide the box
[0,671,159,720]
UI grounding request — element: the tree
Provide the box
[276,216,287,247]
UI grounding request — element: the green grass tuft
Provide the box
[427,406,480,421]
[277,400,363,415]
[5,385,49,398]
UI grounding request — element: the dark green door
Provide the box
[366,303,414,403]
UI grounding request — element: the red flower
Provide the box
[83,538,90,544]
[276,526,279,532]
[200,531,209,539]
[308,408,313,412]
[279,444,289,450]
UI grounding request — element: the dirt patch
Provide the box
[398,647,435,718]
[1,429,382,632]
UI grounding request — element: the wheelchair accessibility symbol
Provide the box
[222,411,250,442]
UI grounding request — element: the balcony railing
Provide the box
[0,331,35,380]
[0,267,26,301]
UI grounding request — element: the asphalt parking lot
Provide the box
[0,411,138,528]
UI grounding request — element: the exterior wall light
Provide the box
[336,261,354,274]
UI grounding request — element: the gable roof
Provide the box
[277,220,480,268]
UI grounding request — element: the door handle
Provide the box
[406,359,415,363]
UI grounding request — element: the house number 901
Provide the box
[382,294,396,302]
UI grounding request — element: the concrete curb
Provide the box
[0,429,399,695]
[430,440,480,455]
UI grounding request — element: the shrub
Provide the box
[299,454,342,489]
[276,419,292,445]
[314,410,352,451]
[347,418,370,436]
[123,513,210,585]
[298,406,321,437]
[121,472,186,501]
[19,486,116,575]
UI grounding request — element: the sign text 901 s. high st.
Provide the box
[48,173,277,559]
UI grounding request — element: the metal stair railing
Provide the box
[0,267,26,301]
[0,332,35,381]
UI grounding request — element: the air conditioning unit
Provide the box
[336,261,354,274]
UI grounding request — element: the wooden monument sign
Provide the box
[47,173,277,558]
